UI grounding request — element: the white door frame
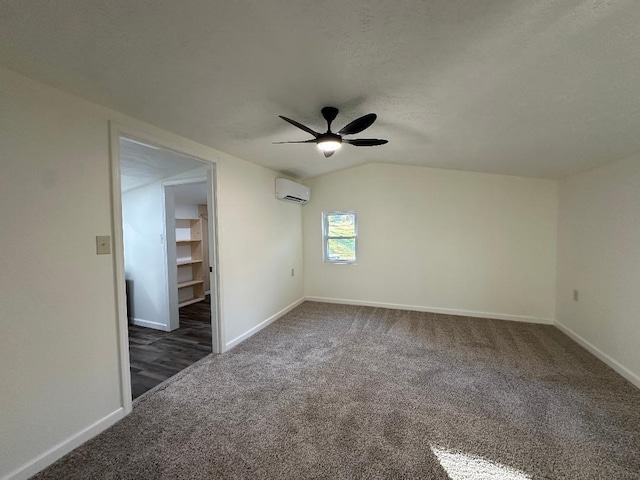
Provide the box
[163,183,179,332]
[163,176,218,337]
[109,121,224,414]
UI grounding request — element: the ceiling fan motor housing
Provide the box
[318,133,342,144]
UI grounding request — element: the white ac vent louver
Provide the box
[275,178,310,204]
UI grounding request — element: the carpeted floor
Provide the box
[34,302,640,479]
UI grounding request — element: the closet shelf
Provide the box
[177,258,203,266]
[178,279,204,289]
[179,297,206,308]
[176,214,206,308]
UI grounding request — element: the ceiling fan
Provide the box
[274,107,388,157]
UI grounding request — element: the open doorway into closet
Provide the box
[119,135,219,399]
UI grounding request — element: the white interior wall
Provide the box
[303,163,558,323]
[0,66,304,480]
[175,203,200,219]
[122,181,170,331]
[219,164,305,345]
[556,154,640,387]
[0,68,124,480]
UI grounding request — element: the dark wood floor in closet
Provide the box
[129,296,212,399]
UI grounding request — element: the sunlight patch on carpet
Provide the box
[431,446,532,480]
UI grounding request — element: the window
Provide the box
[323,211,358,263]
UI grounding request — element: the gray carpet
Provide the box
[34,302,640,479]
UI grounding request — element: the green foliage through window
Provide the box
[323,212,357,263]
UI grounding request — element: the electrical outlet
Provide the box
[291,268,295,277]
[96,235,111,255]
[573,289,579,301]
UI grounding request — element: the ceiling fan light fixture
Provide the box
[275,107,388,155]
[317,140,342,152]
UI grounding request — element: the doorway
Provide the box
[117,134,220,399]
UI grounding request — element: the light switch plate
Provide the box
[96,235,111,255]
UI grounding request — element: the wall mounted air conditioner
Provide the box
[275,178,310,204]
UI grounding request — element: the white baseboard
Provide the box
[304,296,554,325]
[555,321,640,390]
[2,408,125,480]
[225,297,305,350]
[130,317,169,331]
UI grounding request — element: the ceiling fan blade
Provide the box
[338,113,377,136]
[272,139,317,144]
[345,138,388,146]
[279,116,320,138]
[321,107,339,131]
[324,150,335,158]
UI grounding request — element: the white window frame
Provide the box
[322,211,358,264]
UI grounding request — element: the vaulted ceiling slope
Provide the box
[2,0,640,179]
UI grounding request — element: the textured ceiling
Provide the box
[120,138,204,192]
[2,0,640,179]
